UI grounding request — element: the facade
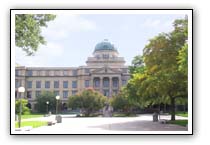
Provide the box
[15,39,130,111]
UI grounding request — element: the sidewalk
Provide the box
[13,114,188,134]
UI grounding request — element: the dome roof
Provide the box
[94,39,118,52]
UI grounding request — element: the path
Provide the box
[13,114,188,134]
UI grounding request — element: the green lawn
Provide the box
[168,120,188,127]
[176,112,188,117]
[113,113,136,117]
[15,121,48,128]
[21,114,44,119]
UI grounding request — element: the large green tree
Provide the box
[15,14,56,55]
[35,91,58,113]
[110,92,130,112]
[126,17,188,121]
[129,55,145,75]
[177,43,188,76]
[68,89,107,116]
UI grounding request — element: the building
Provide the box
[15,39,130,111]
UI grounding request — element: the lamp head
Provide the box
[18,87,25,93]
[56,95,60,100]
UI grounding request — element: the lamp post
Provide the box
[18,87,25,128]
[55,95,60,115]
[46,101,49,114]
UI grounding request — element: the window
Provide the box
[36,81,41,88]
[122,80,127,86]
[63,70,68,76]
[36,91,41,97]
[27,91,32,99]
[85,68,89,73]
[54,81,59,88]
[54,91,59,96]
[27,81,32,88]
[103,90,109,97]
[94,79,100,87]
[15,91,18,98]
[103,78,109,87]
[63,91,68,98]
[85,80,90,88]
[72,70,77,76]
[15,80,21,88]
[113,90,118,95]
[103,54,109,59]
[26,70,33,76]
[72,90,77,95]
[45,81,50,88]
[15,70,19,76]
[72,81,77,88]
[113,79,118,88]
[63,81,68,88]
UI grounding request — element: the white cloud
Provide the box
[141,18,175,33]
[15,42,64,67]
[42,14,97,40]
[142,19,161,27]
[15,14,97,67]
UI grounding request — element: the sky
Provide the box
[15,13,186,67]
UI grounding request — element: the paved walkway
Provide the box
[15,114,188,134]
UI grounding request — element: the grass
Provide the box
[21,114,44,119]
[113,113,136,117]
[168,120,188,127]
[15,121,48,128]
[175,112,188,117]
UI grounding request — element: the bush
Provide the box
[35,91,58,113]
[15,99,31,115]
[68,88,107,117]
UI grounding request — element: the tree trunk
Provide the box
[170,97,176,121]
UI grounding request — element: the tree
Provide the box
[35,91,57,113]
[15,14,56,55]
[126,17,188,121]
[177,43,188,76]
[15,99,30,115]
[143,18,188,120]
[110,93,130,112]
[68,88,107,116]
[129,55,145,75]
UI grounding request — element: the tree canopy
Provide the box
[125,17,188,120]
[15,14,56,55]
[15,99,30,115]
[35,91,57,113]
[68,88,107,116]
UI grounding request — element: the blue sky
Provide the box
[15,13,186,67]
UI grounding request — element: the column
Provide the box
[109,77,112,97]
[119,76,122,89]
[100,77,103,94]
[91,76,94,88]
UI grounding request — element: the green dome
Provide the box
[94,39,117,52]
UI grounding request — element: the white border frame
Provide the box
[11,9,192,135]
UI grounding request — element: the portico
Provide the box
[92,75,121,97]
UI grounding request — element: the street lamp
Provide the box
[18,87,25,128]
[46,101,49,114]
[55,95,60,115]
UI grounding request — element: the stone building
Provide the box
[15,39,130,111]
